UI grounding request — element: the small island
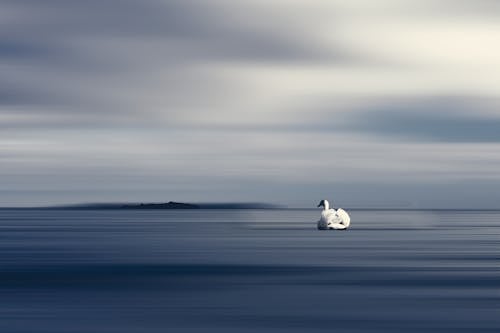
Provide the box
[40,201,281,210]
[121,201,200,209]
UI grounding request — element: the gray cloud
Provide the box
[347,97,500,142]
[0,39,51,60]
[2,1,500,207]
[1,0,341,63]
[0,0,349,129]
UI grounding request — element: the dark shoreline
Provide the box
[1,205,500,211]
[0,202,284,210]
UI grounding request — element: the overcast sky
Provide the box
[2,0,500,208]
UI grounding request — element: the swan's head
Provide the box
[317,199,329,208]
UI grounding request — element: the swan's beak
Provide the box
[317,203,322,208]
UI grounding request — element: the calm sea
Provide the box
[0,209,499,332]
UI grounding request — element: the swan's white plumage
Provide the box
[317,199,351,230]
[336,208,350,228]
[318,209,344,230]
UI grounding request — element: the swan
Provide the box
[317,199,351,230]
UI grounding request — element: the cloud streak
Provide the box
[1,0,500,207]
[346,97,500,142]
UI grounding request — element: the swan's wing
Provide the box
[323,209,343,228]
[336,208,351,227]
[319,209,347,230]
[322,209,339,221]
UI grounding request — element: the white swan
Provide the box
[317,199,351,230]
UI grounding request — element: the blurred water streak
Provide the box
[0,209,499,332]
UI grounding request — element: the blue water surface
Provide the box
[0,209,499,332]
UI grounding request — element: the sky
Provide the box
[2,0,500,208]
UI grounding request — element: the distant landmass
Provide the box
[122,201,199,209]
[122,202,282,209]
[42,201,282,210]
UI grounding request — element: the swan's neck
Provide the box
[323,201,330,210]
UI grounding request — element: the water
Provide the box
[0,209,499,332]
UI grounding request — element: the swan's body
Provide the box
[317,199,351,230]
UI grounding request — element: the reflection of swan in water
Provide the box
[317,199,351,230]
